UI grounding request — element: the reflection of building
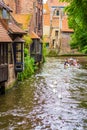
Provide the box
[0,1,26,94]
[43,0,73,53]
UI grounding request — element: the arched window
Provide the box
[56,10,59,16]
[53,9,59,16]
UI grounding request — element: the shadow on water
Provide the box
[0,57,87,130]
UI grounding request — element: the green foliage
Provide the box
[47,49,58,57]
[43,42,48,57]
[60,0,87,54]
[42,39,49,62]
[82,46,87,54]
[23,35,32,48]
[17,48,37,81]
[24,48,29,57]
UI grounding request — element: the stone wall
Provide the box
[6,64,16,88]
[61,32,72,54]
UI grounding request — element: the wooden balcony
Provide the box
[0,64,8,83]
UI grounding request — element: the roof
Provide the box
[0,1,12,12]
[47,0,67,7]
[30,31,40,39]
[13,37,25,43]
[12,14,31,30]
[0,21,12,42]
[62,17,73,32]
[8,22,26,34]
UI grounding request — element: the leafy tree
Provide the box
[60,0,87,53]
[23,34,32,48]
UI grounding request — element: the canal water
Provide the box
[0,57,87,130]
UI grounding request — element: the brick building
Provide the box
[4,0,43,63]
[43,0,73,54]
[0,1,26,94]
[4,0,34,14]
[4,0,43,37]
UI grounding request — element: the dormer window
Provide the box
[2,9,9,19]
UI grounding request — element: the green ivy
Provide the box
[17,48,37,81]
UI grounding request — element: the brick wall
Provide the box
[20,0,34,14]
[61,32,72,54]
[4,0,34,14]
[6,64,16,88]
[4,0,16,13]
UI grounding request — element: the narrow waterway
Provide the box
[0,57,87,130]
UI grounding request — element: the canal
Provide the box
[0,57,87,130]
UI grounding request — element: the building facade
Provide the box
[0,1,25,94]
[43,0,73,53]
[5,0,43,63]
[4,0,34,14]
[30,0,43,63]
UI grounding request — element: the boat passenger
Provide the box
[64,59,70,68]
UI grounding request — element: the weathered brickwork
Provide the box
[4,0,16,13]
[4,0,34,14]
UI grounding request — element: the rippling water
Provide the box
[0,57,87,130]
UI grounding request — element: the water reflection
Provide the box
[0,57,87,130]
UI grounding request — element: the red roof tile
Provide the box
[8,22,25,34]
[0,21,12,42]
[47,0,67,7]
[30,31,40,39]
[0,1,12,12]
[14,37,25,42]
[12,14,31,29]
[62,17,73,32]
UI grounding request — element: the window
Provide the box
[55,30,58,36]
[53,9,59,16]
[13,42,24,72]
[15,44,22,63]
[56,10,59,16]
[2,9,9,19]
[30,41,35,54]
[0,44,8,65]
[36,41,40,53]
[8,44,13,64]
[52,39,55,46]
